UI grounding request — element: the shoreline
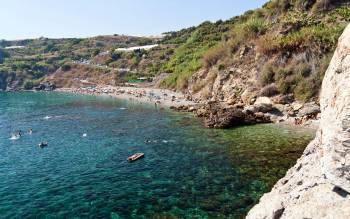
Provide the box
[56,85,197,108]
[56,86,319,131]
[1,88,319,131]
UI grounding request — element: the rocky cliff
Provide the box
[246,23,350,219]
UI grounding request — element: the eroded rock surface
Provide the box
[247,24,350,219]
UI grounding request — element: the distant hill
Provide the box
[0,35,164,89]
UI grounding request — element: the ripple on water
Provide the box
[0,92,315,218]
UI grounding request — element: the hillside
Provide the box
[0,35,162,90]
[158,0,350,103]
[1,0,349,104]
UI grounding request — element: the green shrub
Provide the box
[263,0,292,15]
[295,63,312,77]
[256,35,280,55]
[259,55,332,101]
[203,45,227,68]
[294,53,333,101]
[61,64,71,72]
[259,83,279,97]
[309,25,345,48]
[260,63,276,86]
[230,18,270,46]
[274,67,295,94]
[257,24,345,55]
[276,75,296,94]
[294,77,318,101]
[23,80,34,90]
[160,20,232,89]
[241,18,270,36]
[334,6,350,18]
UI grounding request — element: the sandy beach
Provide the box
[57,85,197,108]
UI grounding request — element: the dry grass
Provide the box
[202,45,227,69]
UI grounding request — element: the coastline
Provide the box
[56,85,197,108]
[55,85,319,131]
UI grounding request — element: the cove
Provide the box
[0,92,314,218]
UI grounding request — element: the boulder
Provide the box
[291,102,303,111]
[243,105,258,114]
[253,96,277,113]
[298,102,321,117]
[202,102,271,129]
[255,96,273,105]
[254,103,274,113]
[204,107,246,128]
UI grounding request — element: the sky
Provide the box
[0,0,268,40]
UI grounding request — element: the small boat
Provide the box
[38,142,48,148]
[127,153,145,162]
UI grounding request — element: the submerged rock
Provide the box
[247,24,350,219]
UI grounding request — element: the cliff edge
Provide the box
[247,23,350,219]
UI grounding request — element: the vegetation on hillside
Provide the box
[157,0,349,101]
[158,20,240,89]
[0,36,160,89]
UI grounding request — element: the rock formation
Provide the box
[246,24,350,219]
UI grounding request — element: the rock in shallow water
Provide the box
[203,103,271,129]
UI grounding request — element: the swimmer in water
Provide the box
[10,131,21,140]
[28,128,33,135]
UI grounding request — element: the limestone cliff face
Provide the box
[246,24,350,219]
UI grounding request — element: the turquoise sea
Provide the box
[0,92,314,218]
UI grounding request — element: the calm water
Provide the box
[0,92,314,218]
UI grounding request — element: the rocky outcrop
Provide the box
[202,103,271,128]
[297,102,320,117]
[172,102,271,128]
[246,24,350,219]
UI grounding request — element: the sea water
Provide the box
[0,92,314,218]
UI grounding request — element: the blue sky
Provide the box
[1,0,268,40]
